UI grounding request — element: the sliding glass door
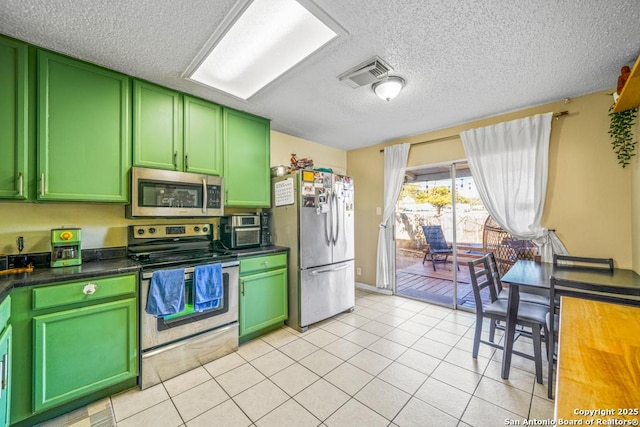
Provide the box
[394,162,488,310]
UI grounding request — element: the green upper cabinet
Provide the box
[0,36,28,200]
[183,96,222,176]
[223,108,270,207]
[133,80,182,171]
[37,50,130,202]
[133,80,222,175]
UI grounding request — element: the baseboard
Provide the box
[355,282,393,295]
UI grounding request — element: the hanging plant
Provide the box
[608,104,638,167]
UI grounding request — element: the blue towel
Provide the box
[194,263,224,311]
[146,268,186,317]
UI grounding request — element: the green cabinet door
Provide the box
[133,80,182,171]
[0,325,11,427]
[37,50,130,202]
[33,298,137,412]
[239,268,288,339]
[184,95,222,176]
[223,109,270,207]
[0,36,28,200]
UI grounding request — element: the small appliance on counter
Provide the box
[51,228,82,267]
[220,214,261,249]
[260,211,271,246]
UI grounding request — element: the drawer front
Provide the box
[0,295,10,332]
[32,274,137,310]
[240,253,287,275]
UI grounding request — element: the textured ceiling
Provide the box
[1,0,640,151]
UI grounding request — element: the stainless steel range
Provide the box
[128,223,239,389]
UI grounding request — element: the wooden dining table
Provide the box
[499,260,640,381]
[556,296,640,423]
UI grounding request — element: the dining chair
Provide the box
[546,254,614,399]
[486,252,550,306]
[468,254,549,384]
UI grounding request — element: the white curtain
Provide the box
[460,113,567,262]
[376,143,411,289]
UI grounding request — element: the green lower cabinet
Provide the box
[0,325,11,427]
[33,298,137,412]
[239,253,288,342]
[0,295,12,427]
[10,274,138,426]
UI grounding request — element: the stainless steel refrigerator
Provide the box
[270,170,355,332]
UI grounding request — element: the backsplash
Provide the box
[3,247,128,270]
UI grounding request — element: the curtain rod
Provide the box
[379,111,569,153]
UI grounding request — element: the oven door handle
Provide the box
[141,260,240,279]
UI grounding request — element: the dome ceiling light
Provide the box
[372,76,405,101]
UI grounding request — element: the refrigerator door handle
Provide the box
[332,192,339,244]
[324,191,332,246]
[310,264,350,275]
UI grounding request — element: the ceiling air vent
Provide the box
[338,56,393,88]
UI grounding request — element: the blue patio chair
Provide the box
[422,225,459,271]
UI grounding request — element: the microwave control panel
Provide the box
[207,185,222,208]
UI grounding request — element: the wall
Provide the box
[631,120,640,273]
[0,130,347,255]
[270,130,347,174]
[348,90,634,286]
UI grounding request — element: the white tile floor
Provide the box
[49,289,556,427]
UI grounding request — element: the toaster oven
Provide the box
[220,214,261,249]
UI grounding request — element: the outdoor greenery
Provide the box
[608,104,638,168]
[399,185,470,215]
[397,185,474,247]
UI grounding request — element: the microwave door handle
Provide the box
[202,178,207,213]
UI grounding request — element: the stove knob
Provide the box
[148,227,156,234]
[202,226,209,233]
[194,226,200,232]
[137,228,145,236]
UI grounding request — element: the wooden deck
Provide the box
[395,249,486,309]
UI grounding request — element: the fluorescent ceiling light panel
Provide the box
[188,0,338,100]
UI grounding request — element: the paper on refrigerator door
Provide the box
[274,178,295,206]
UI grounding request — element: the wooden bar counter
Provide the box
[556,296,640,424]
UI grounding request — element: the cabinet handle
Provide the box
[185,154,189,170]
[18,172,23,196]
[173,151,178,169]
[40,173,45,196]
[1,353,6,390]
[83,283,98,295]
[241,279,245,296]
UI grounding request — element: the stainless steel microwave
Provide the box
[126,167,224,218]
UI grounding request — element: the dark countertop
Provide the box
[0,246,290,302]
[0,258,141,302]
[222,245,289,258]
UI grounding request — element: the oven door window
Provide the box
[139,180,203,209]
[157,272,229,330]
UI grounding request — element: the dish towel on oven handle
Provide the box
[146,268,186,317]
[194,263,223,311]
